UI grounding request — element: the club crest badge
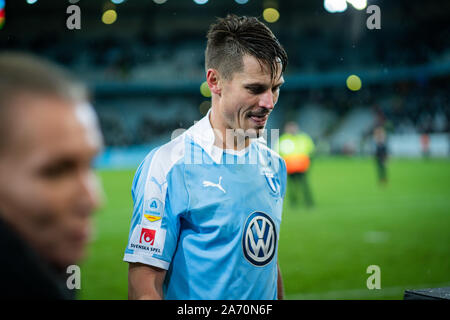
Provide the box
[262,169,280,195]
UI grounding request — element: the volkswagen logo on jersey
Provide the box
[242,212,277,266]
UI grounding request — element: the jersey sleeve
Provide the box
[123,145,188,270]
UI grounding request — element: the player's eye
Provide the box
[39,159,77,179]
[246,85,266,95]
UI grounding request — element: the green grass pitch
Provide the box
[79,157,450,299]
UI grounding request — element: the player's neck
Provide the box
[209,108,250,151]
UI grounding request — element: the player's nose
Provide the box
[258,90,275,110]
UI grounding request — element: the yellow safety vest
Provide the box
[276,133,315,174]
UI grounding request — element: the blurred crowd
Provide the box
[90,78,449,155]
[2,30,449,83]
[1,2,448,152]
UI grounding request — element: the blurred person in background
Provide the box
[125,14,288,300]
[420,133,430,159]
[373,125,388,185]
[277,121,315,208]
[0,53,103,299]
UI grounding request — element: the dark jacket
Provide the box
[0,216,75,299]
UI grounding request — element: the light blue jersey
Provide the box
[123,111,287,300]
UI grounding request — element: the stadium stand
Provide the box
[1,0,448,164]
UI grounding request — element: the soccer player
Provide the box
[0,53,103,299]
[124,15,288,300]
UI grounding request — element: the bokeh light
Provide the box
[111,0,125,4]
[26,0,38,4]
[102,9,117,25]
[324,0,347,13]
[347,0,367,10]
[200,81,211,97]
[263,8,280,23]
[346,74,362,91]
[235,0,249,4]
[193,0,208,5]
[153,0,168,4]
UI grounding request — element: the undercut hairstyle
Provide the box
[205,14,288,80]
[0,52,88,152]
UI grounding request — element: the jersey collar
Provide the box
[187,109,223,164]
[187,108,266,164]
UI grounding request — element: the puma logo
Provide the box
[151,176,167,193]
[202,176,226,194]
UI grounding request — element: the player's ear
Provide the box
[206,69,222,96]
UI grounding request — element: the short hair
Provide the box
[205,14,288,80]
[0,52,88,152]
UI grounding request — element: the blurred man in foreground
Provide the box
[277,121,315,208]
[0,53,103,299]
